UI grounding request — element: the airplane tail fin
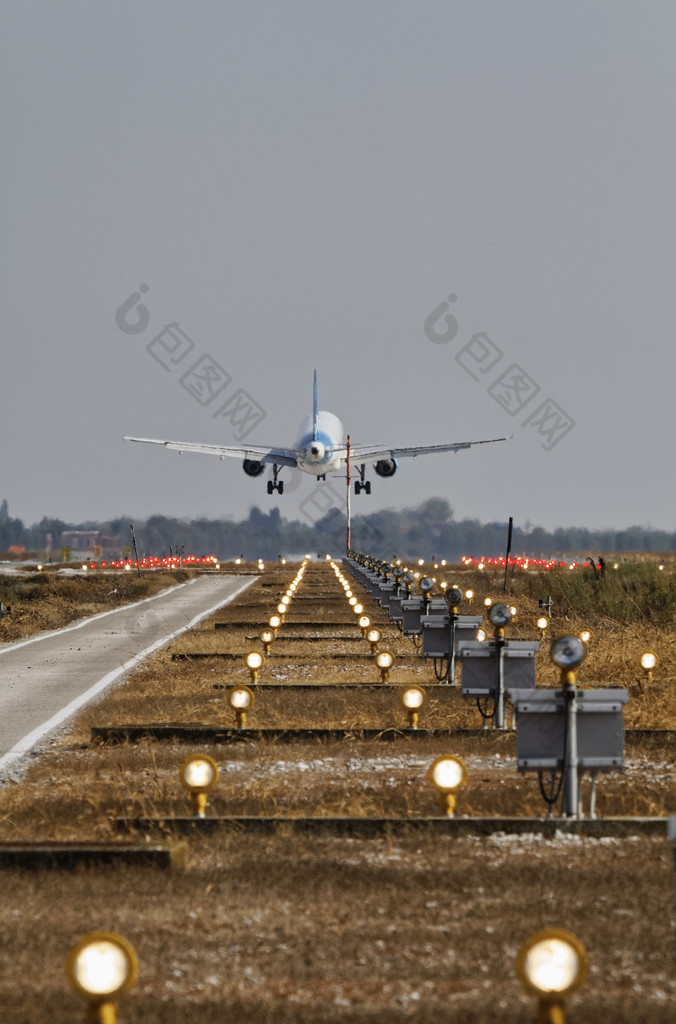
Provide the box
[313,369,318,440]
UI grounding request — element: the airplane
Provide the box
[124,371,509,495]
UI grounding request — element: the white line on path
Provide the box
[0,577,254,776]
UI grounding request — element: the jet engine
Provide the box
[243,459,265,477]
[374,458,398,478]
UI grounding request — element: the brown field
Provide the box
[0,559,674,1022]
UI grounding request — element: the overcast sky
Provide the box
[1,1,675,534]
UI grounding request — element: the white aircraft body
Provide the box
[124,372,508,494]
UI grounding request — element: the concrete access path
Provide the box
[0,574,254,775]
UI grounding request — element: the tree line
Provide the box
[1,497,675,561]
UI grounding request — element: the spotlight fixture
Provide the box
[366,627,382,654]
[428,755,467,817]
[550,635,586,686]
[268,614,282,636]
[179,753,219,817]
[640,651,658,683]
[228,685,255,728]
[259,628,275,655]
[245,650,264,683]
[537,615,550,639]
[375,648,394,683]
[488,603,513,633]
[66,931,138,1024]
[445,586,463,610]
[358,614,371,636]
[419,576,435,595]
[516,928,587,1023]
[400,685,427,729]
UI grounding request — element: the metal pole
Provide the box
[346,434,351,554]
[563,683,578,817]
[129,524,141,578]
[447,613,457,685]
[495,637,506,729]
[503,516,513,593]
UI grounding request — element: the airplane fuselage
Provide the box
[295,411,345,476]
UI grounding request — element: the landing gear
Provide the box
[267,464,284,495]
[354,463,371,495]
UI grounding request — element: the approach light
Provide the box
[445,586,463,609]
[179,753,219,817]
[640,651,658,683]
[215,563,220,570]
[124,563,131,571]
[259,628,275,654]
[510,605,518,617]
[82,564,88,572]
[537,615,549,639]
[268,614,282,635]
[345,589,353,598]
[400,685,427,729]
[353,603,364,615]
[419,576,435,594]
[358,614,371,636]
[579,628,593,644]
[418,559,424,566]
[483,596,492,608]
[276,603,287,616]
[441,559,447,566]
[516,929,587,1023]
[375,648,394,683]
[245,650,264,683]
[550,635,586,685]
[428,755,467,817]
[280,595,290,606]
[465,589,474,603]
[235,558,242,565]
[228,685,255,728]
[366,627,382,654]
[66,931,138,1023]
[488,603,512,631]
[37,563,43,571]
[476,628,487,642]
[658,564,664,571]
[348,596,358,607]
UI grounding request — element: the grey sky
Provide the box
[1,1,675,535]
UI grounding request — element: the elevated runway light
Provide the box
[516,928,587,1024]
[259,628,275,655]
[366,627,382,654]
[228,685,255,728]
[180,753,219,817]
[418,558,424,566]
[476,627,488,642]
[579,628,593,644]
[640,651,658,684]
[465,589,474,605]
[428,755,467,817]
[345,589,353,598]
[419,576,435,596]
[401,685,427,729]
[353,603,364,616]
[66,930,138,1024]
[276,603,287,617]
[488,603,513,637]
[245,650,264,683]
[358,614,371,636]
[445,586,463,611]
[484,596,492,608]
[280,595,290,607]
[348,596,358,607]
[268,614,282,636]
[551,635,586,686]
[375,648,394,683]
[537,615,550,640]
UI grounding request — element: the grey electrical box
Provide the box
[377,583,395,608]
[510,688,628,770]
[421,615,483,658]
[388,595,404,622]
[402,598,447,636]
[457,640,539,694]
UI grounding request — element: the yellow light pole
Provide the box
[428,755,467,817]
[66,931,138,1024]
[516,928,587,1024]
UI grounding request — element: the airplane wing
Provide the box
[342,436,510,461]
[123,436,299,468]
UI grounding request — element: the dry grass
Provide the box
[0,560,674,1021]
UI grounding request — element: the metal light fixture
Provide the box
[537,615,549,639]
[366,627,382,654]
[353,603,364,615]
[579,628,593,644]
[276,603,286,616]
[358,614,371,636]
[445,586,463,611]
[245,650,264,683]
[179,753,219,817]
[488,602,513,635]
[228,685,255,728]
[66,931,138,1024]
[428,755,467,816]
[465,589,474,604]
[483,596,493,608]
[375,648,394,683]
[259,628,275,655]
[476,627,487,642]
[268,614,282,636]
[516,928,587,1024]
[550,635,586,686]
[348,596,358,607]
[400,685,427,729]
[419,576,435,595]
[640,651,658,683]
